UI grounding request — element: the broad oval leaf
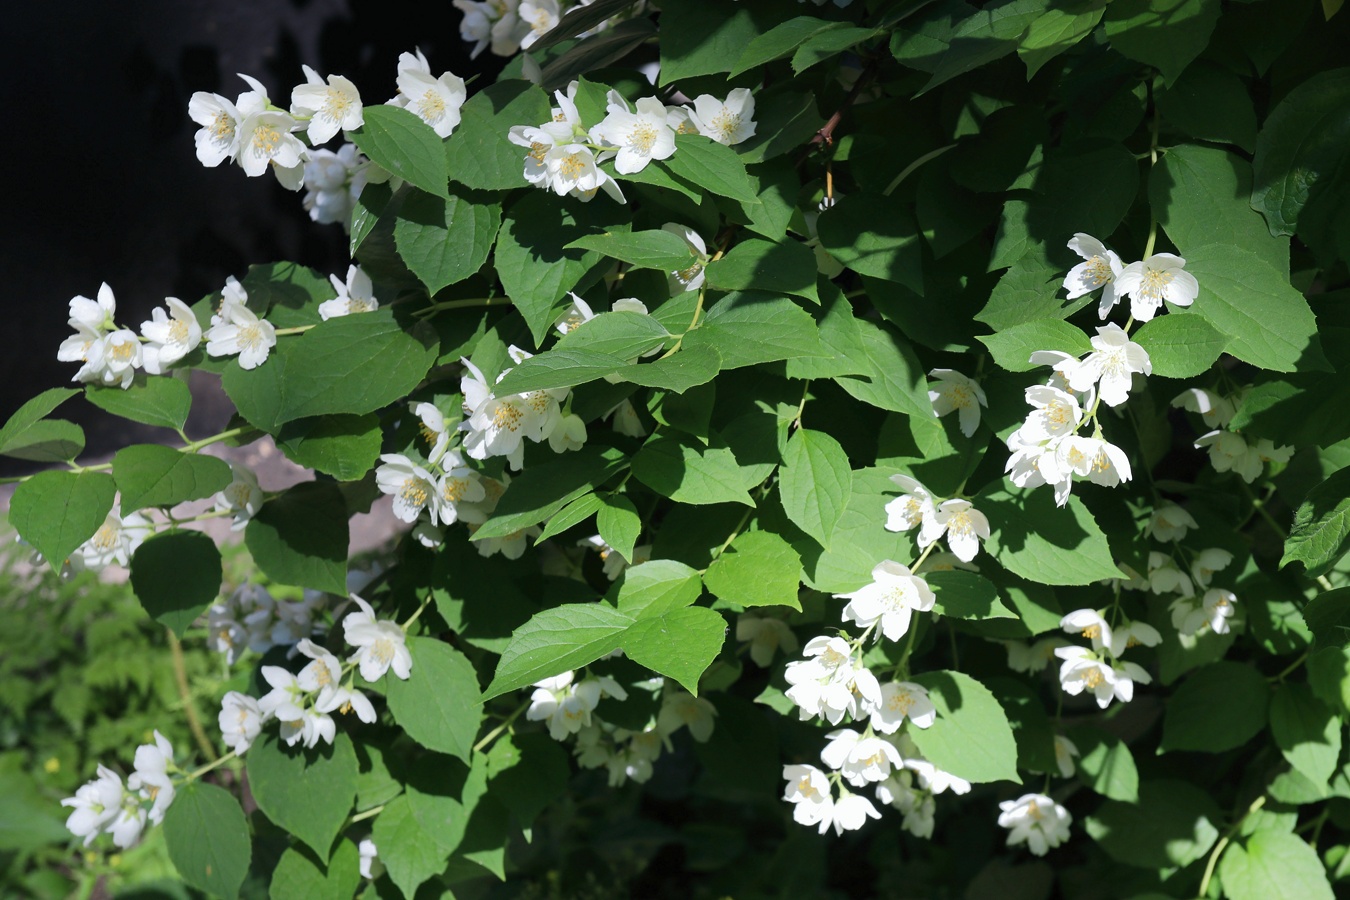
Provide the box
[385,637,485,762]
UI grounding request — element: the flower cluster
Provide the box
[508,81,757,203]
[66,502,155,574]
[1137,502,1242,638]
[460,346,587,469]
[453,0,650,59]
[58,284,201,389]
[1054,609,1159,708]
[1064,233,1198,323]
[1175,388,1293,483]
[884,475,990,563]
[206,582,327,666]
[527,670,716,787]
[62,732,178,849]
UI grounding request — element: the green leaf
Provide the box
[85,377,192,432]
[348,104,449,199]
[597,494,641,563]
[129,532,222,637]
[988,677,1057,774]
[527,0,640,51]
[539,19,659,91]
[797,467,917,593]
[1302,587,1350,648]
[976,257,1065,331]
[247,732,358,861]
[690,291,825,370]
[978,319,1092,373]
[664,133,760,205]
[1187,243,1322,372]
[780,428,852,547]
[494,192,625,346]
[489,348,633,395]
[553,309,672,360]
[1156,63,1259,153]
[0,418,84,462]
[927,570,1016,619]
[623,606,728,695]
[1160,661,1270,753]
[385,637,484,763]
[659,0,787,83]
[484,602,636,699]
[275,414,382,482]
[371,795,446,899]
[1103,0,1220,84]
[1018,6,1105,78]
[909,671,1020,784]
[704,238,819,304]
[1085,780,1221,868]
[834,319,931,418]
[0,387,78,456]
[394,189,501,295]
[979,488,1122,586]
[474,446,626,540]
[632,434,756,506]
[1218,830,1335,900]
[1152,144,1288,274]
[1131,313,1227,378]
[817,194,924,293]
[1284,468,1350,577]
[792,25,880,73]
[245,482,349,593]
[222,308,439,433]
[1251,67,1350,236]
[567,229,697,271]
[111,444,232,511]
[614,342,723,392]
[615,559,704,619]
[444,80,551,191]
[1270,682,1341,787]
[731,16,844,76]
[163,782,251,900]
[537,492,604,543]
[1067,725,1140,803]
[918,0,1044,94]
[10,470,116,569]
[269,840,361,900]
[703,531,803,611]
[350,180,392,257]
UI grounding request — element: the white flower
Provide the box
[375,454,441,524]
[998,793,1072,856]
[1028,348,1086,389]
[1063,233,1125,318]
[296,638,346,708]
[318,265,378,320]
[413,402,451,466]
[343,595,413,681]
[359,838,381,880]
[782,764,833,830]
[1043,436,1132,494]
[290,65,363,145]
[302,143,375,225]
[688,88,757,145]
[784,635,882,725]
[205,281,277,369]
[188,91,246,166]
[1054,735,1079,779]
[1059,609,1113,653]
[526,671,602,740]
[927,368,987,437]
[548,143,627,202]
[219,691,265,754]
[1003,636,1070,674]
[664,223,709,292]
[459,354,567,469]
[1109,620,1162,657]
[1171,588,1238,636]
[213,463,263,531]
[922,498,991,563]
[735,614,799,667]
[894,734,971,795]
[821,728,904,786]
[1190,547,1234,589]
[547,413,588,454]
[236,78,307,182]
[837,560,936,643]
[1054,646,1149,708]
[454,0,502,57]
[823,792,884,835]
[140,298,202,375]
[1145,504,1198,543]
[394,50,467,138]
[1148,551,1195,597]
[285,707,338,749]
[75,508,153,570]
[870,681,937,733]
[1171,388,1234,429]
[554,292,597,335]
[876,770,935,838]
[1067,323,1151,407]
[93,329,144,389]
[109,802,149,850]
[884,473,939,534]
[437,452,487,525]
[592,95,677,174]
[609,398,647,437]
[1016,385,1083,444]
[1194,430,1290,483]
[518,0,560,49]
[1114,253,1200,322]
[128,730,176,825]
[657,691,718,742]
[61,765,124,846]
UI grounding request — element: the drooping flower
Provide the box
[359,838,381,880]
[1108,620,1162,657]
[140,297,202,375]
[375,454,441,524]
[784,635,882,725]
[1190,547,1234,589]
[657,690,718,742]
[526,671,602,741]
[343,595,414,681]
[437,451,487,525]
[1171,588,1238,636]
[61,765,124,846]
[1054,646,1150,708]
[289,65,364,145]
[735,613,799,667]
[205,280,277,369]
[664,222,710,293]
[1003,636,1071,674]
[1063,233,1124,318]
[927,368,987,437]
[998,793,1072,856]
[821,728,903,787]
[1171,387,1235,429]
[869,681,937,734]
[94,330,144,389]
[219,691,265,754]
[1054,735,1079,779]
[74,507,154,571]
[128,731,176,825]
[414,402,451,466]
[876,770,936,838]
[1145,504,1198,543]
[884,474,939,534]
[783,764,833,830]
[1059,609,1113,653]
[837,560,936,643]
[213,463,263,531]
[318,265,378,320]
[1113,253,1200,322]
[1148,551,1195,597]
[688,88,757,145]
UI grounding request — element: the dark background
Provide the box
[2,0,500,457]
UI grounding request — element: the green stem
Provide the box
[184,426,250,454]
[168,629,218,762]
[402,594,434,633]
[273,325,314,337]
[349,804,385,824]
[413,296,503,318]
[1198,795,1266,898]
[883,144,958,197]
[473,701,529,754]
[1269,650,1310,683]
[183,749,239,784]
